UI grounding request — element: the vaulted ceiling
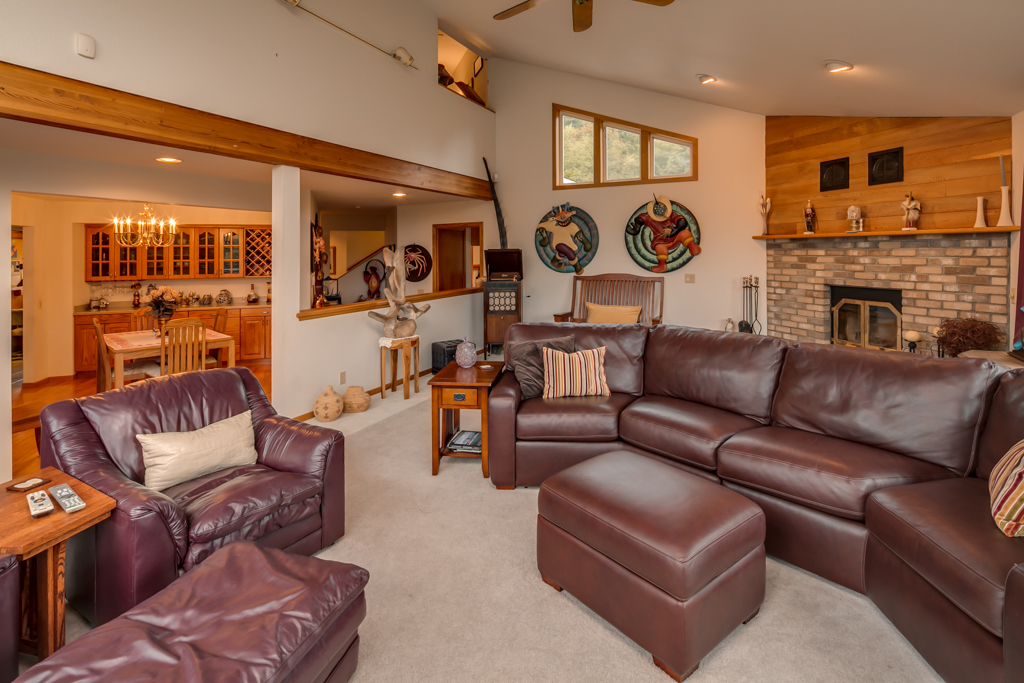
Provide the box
[422,0,1024,117]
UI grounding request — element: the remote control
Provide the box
[27,491,54,518]
[48,484,86,514]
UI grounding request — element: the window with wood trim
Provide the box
[553,104,697,189]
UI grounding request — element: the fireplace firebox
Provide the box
[830,286,902,350]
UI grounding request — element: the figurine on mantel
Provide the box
[902,193,921,231]
[759,196,772,236]
[367,245,430,338]
[803,200,816,234]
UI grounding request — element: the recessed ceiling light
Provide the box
[824,60,853,73]
[393,192,406,197]
[696,74,717,85]
[156,157,181,163]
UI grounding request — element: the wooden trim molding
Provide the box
[753,226,1020,240]
[296,286,482,321]
[0,61,492,200]
[552,103,698,191]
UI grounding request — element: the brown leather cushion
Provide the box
[76,369,252,483]
[504,335,575,400]
[619,395,761,470]
[540,451,764,601]
[718,427,956,521]
[976,368,1024,479]
[516,393,636,442]
[506,323,647,396]
[771,345,1001,475]
[867,478,1024,637]
[168,465,322,570]
[644,326,787,423]
[15,542,368,683]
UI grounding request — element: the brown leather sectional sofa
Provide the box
[488,322,1024,683]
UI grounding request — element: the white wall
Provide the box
[487,60,767,329]
[0,146,270,476]
[11,195,272,382]
[397,200,495,296]
[0,0,494,180]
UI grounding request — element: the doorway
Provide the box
[433,223,481,292]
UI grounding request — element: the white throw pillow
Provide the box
[137,410,258,491]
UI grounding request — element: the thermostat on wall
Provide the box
[76,33,96,59]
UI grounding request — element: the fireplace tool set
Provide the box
[739,276,761,334]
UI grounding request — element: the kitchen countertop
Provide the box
[74,301,272,316]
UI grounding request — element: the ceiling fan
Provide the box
[494,0,675,33]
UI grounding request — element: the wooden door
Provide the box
[240,317,267,359]
[435,227,466,292]
[85,226,115,281]
[196,228,218,277]
[144,244,167,278]
[219,229,243,277]
[169,228,195,278]
[116,244,140,280]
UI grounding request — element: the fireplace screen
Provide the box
[832,298,902,350]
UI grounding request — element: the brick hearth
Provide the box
[765,232,1012,349]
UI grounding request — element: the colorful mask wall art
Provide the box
[624,196,701,273]
[535,203,599,274]
[404,244,432,283]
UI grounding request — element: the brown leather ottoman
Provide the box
[538,450,766,681]
[17,542,368,683]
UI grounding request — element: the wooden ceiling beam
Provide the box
[0,61,492,201]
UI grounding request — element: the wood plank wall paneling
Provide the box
[0,61,492,201]
[765,117,1013,236]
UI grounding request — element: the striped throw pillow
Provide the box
[990,438,1024,537]
[542,346,610,399]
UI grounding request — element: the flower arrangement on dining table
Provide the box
[141,285,180,334]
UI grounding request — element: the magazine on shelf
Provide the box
[447,430,482,453]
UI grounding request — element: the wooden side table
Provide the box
[428,361,504,478]
[379,336,420,400]
[0,467,115,660]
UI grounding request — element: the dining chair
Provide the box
[93,318,160,393]
[131,308,154,331]
[204,308,229,369]
[160,318,208,376]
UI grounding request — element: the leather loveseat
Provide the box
[489,322,1024,683]
[39,367,346,626]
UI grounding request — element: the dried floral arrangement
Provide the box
[934,317,1005,357]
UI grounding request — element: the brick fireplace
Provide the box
[765,232,1012,351]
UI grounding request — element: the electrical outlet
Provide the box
[685,273,696,283]
[339,371,346,384]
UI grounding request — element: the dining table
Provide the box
[103,329,236,388]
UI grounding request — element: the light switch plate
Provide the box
[339,371,346,384]
[75,33,96,59]
[685,273,696,283]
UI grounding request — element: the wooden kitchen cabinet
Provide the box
[85,226,115,281]
[239,307,272,360]
[169,229,194,278]
[196,228,219,278]
[73,313,132,372]
[219,229,244,277]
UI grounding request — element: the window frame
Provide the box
[552,104,698,190]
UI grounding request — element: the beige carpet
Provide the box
[319,401,943,683]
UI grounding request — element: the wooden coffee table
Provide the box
[0,467,115,659]
[428,361,504,478]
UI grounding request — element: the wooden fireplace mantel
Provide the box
[753,226,1019,241]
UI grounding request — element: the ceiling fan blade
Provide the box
[572,0,593,32]
[632,0,675,5]
[494,0,549,20]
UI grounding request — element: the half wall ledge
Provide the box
[295,287,483,321]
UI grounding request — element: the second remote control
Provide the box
[48,484,86,513]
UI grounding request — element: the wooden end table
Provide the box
[0,467,115,660]
[379,336,420,400]
[428,361,504,478]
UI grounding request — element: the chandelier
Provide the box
[113,205,178,248]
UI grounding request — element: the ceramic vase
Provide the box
[455,337,477,368]
[246,284,260,304]
[974,197,988,229]
[343,386,371,413]
[998,186,1014,227]
[313,385,343,422]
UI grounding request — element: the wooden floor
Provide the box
[12,360,271,478]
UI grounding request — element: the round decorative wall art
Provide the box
[624,196,702,273]
[404,244,432,283]
[535,203,599,274]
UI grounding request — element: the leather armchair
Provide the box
[0,554,17,683]
[39,367,345,626]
